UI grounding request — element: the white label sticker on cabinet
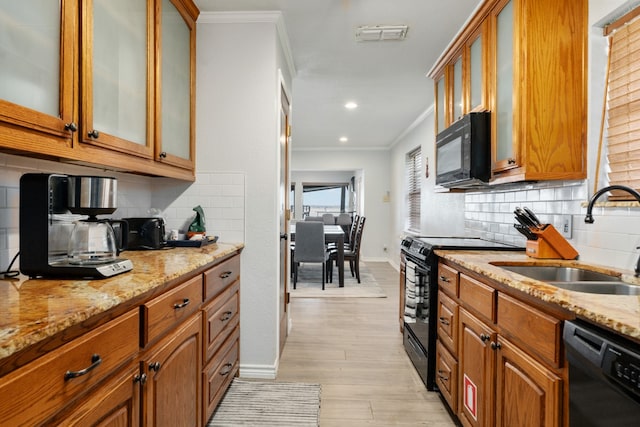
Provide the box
[463,373,478,421]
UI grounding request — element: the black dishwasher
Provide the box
[563,320,640,426]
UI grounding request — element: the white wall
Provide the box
[389,109,466,267]
[197,12,292,378]
[292,149,391,261]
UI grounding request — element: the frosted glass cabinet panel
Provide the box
[469,34,483,110]
[92,0,148,146]
[160,0,191,161]
[453,57,463,122]
[0,2,60,116]
[436,75,446,134]
[494,0,515,167]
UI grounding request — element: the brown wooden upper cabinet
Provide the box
[430,0,587,185]
[0,0,198,180]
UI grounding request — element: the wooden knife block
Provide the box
[526,225,579,260]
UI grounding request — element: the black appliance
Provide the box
[124,217,166,250]
[400,235,523,390]
[563,320,640,426]
[19,173,133,279]
[435,111,491,188]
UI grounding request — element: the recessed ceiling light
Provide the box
[339,137,348,143]
[345,102,358,109]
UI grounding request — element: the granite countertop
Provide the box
[0,242,243,366]
[435,250,640,342]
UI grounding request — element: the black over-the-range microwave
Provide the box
[435,111,491,188]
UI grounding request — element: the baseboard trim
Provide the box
[239,363,278,379]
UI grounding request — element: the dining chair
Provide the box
[293,221,330,290]
[328,216,365,283]
[305,216,323,222]
[322,213,335,225]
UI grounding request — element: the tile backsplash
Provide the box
[0,153,245,272]
[465,180,640,271]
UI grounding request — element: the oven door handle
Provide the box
[412,263,429,276]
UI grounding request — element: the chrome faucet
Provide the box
[584,184,640,276]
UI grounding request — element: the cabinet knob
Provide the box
[508,158,516,165]
[159,151,167,159]
[220,310,233,322]
[134,373,147,385]
[439,275,450,283]
[438,316,450,326]
[480,333,490,342]
[88,129,99,139]
[219,271,232,279]
[490,341,502,350]
[64,122,78,132]
[219,362,233,376]
[149,361,161,372]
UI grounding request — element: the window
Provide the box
[406,147,422,231]
[604,8,640,199]
[302,183,348,217]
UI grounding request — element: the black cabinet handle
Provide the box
[508,158,516,165]
[64,122,77,132]
[173,298,190,309]
[438,317,450,326]
[219,362,233,376]
[480,333,490,342]
[219,271,232,279]
[88,129,99,138]
[491,341,502,350]
[220,311,233,322]
[439,275,450,283]
[64,354,102,380]
[149,362,161,372]
[159,151,167,159]
[134,373,147,385]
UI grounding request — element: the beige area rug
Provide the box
[208,379,320,426]
[290,261,386,298]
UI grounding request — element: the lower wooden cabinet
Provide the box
[54,361,141,427]
[436,260,565,427]
[141,312,203,427]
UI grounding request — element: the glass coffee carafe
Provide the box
[68,218,127,265]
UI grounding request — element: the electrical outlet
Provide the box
[557,215,573,239]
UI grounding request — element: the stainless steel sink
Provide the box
[497,265,621,282]
[550,281,640,295]
[495,264,640,295]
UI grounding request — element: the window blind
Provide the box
[406,147,422,231]
[606,14,640,199]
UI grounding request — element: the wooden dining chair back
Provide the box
[293,221,329,290]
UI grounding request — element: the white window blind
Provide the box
[606,11,640,199]
[406,147,422,231]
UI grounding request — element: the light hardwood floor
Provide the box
[276,261,457,426]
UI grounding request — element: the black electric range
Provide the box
[400,236,524,390]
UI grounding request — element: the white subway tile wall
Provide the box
[0,153,245,272]
[464,180,640,271]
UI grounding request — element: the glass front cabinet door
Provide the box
[156,0,197,170]
[0,0,76,152]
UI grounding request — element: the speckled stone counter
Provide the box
[435,250,640,342]
[0,242,243,370]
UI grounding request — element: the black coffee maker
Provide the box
[19,173,133,278]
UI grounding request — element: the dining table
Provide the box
[289,223,345,287]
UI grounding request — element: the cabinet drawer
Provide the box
[460,273,496,322]
[438,262,459,297]
[437,290,458,356]
[436,340,458,414]
[202,326,240,424]
[203,280,240,363]
[204,255,240,302]
[142,275,203,346]
[0,310,138,427]
[497,293,562,368]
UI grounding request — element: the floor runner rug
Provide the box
[290,262,386,298]
[208,379,321,426]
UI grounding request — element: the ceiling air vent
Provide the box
[355,25,409,42]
